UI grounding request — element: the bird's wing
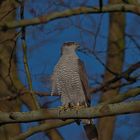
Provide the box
[51,71,57,95]
[78,59,91,106]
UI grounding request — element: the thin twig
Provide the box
[20,1,40,109]
[0,7,16,21]
[89,61,140,93]
[10,120,74,140]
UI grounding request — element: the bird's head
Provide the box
[61,42,80,54]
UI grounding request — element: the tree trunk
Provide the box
[98,0,125,140]
[0,1,63,139]
[0,0,23,139]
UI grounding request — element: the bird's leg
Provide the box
[59,104,69,112]
[58,103,71,121]
[72,102,85,114]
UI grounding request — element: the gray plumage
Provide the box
[51,42,89,107]
[51,42,98,140]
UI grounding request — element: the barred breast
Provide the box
[51,54,86,106]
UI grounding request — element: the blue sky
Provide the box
[17,0,140,139]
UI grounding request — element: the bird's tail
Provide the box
[82,119,98,140]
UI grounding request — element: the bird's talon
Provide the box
[59,105,68,113]
[74,105,85,114]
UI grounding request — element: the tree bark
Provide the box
[0,1,63,139]
[0,1,21,139]
[98,0,125,140]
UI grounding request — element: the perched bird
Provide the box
[51,42,98,140]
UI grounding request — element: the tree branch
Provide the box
[20,0,40,109]
[102,87,140,105]
[89,61,140,93]
[11,120,74,140]
[0,4,140,31]
[0,101,140,125]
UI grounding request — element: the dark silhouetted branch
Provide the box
[0,4,140,31]
[11,120,74,140]
[90,61,140,93]
[20,1,40,109]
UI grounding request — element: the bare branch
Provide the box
[0,4,140,31]
[89,61,140,93]
[0,101,140,125]
[0,7,16,21]
[20,1,40,109]
[11,120,74,140]
[102,87,140,105]
[10,88,140,140]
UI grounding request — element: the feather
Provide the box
[78,59,91,106]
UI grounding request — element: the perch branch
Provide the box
[0,101,140,125]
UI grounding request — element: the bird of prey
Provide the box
[51,42,98,140]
